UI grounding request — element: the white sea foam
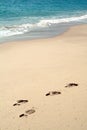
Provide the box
[0,14,87,38]
[38,14,87,26]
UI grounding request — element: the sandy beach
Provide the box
[0,25,87,130]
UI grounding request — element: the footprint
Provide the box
[13,99,28,106]
[65,83,78,88]
[13,103,20,106]
[45,91,61,96]
[25,108,36,115]
[19,108,35,118]
[19,114,28,118]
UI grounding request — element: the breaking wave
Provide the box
[0,14,87,38]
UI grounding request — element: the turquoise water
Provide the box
[0,0,87,42]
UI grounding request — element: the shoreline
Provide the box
[0,23,86,44]
[0,24,87,130]
[0,23,86,45]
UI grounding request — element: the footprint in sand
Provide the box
[13,103,20,106]
[19,108,36,118]
[65,83,78,88]
[25,108,36,115]
[13,99,28,106]
[45,91,61,96]
[13,100,35,118]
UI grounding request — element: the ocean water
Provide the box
[0,0,87,42]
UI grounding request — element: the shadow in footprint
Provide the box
[65,83,78,88]
[45,91,61,96]
[17,100,28,103]
[19,114,28,118]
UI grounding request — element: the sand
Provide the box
[0,25,87,130]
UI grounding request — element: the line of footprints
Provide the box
[13,83,78,118]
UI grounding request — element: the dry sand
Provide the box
[0,25,87,130]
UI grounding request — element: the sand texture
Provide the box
[0,25,87,130]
